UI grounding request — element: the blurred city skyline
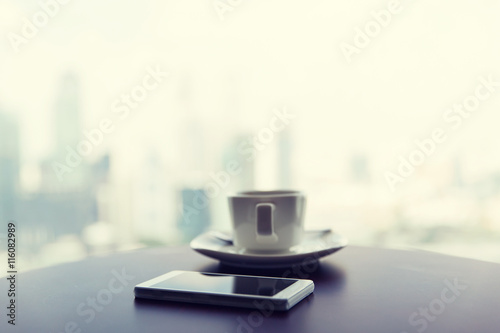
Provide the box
[1,0,500,271]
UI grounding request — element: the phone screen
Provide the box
[150,272,296,296]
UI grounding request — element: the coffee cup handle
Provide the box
[255,203,278,243]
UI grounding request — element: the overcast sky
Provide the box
[1,0,499,190]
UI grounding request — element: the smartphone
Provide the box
[134,270,314,311]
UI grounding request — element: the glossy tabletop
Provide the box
[1,245,499,333]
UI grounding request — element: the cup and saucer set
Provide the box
[190,190,348,268]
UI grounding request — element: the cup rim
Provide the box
[232,190,304,197]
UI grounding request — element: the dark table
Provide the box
[1,245,499,333]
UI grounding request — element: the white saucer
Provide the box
[190,230,348,268]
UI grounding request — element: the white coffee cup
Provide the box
[228,190,306,253]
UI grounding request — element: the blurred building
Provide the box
[350,153,370,183]
[277,126,292,188]
[177,188,211,242]
[133,150,178,244]
[43,72,89,191]
[54,73,82,156]
[16,72,97,256]
[0,110,20,222]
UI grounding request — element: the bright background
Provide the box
[1,0,500,272]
